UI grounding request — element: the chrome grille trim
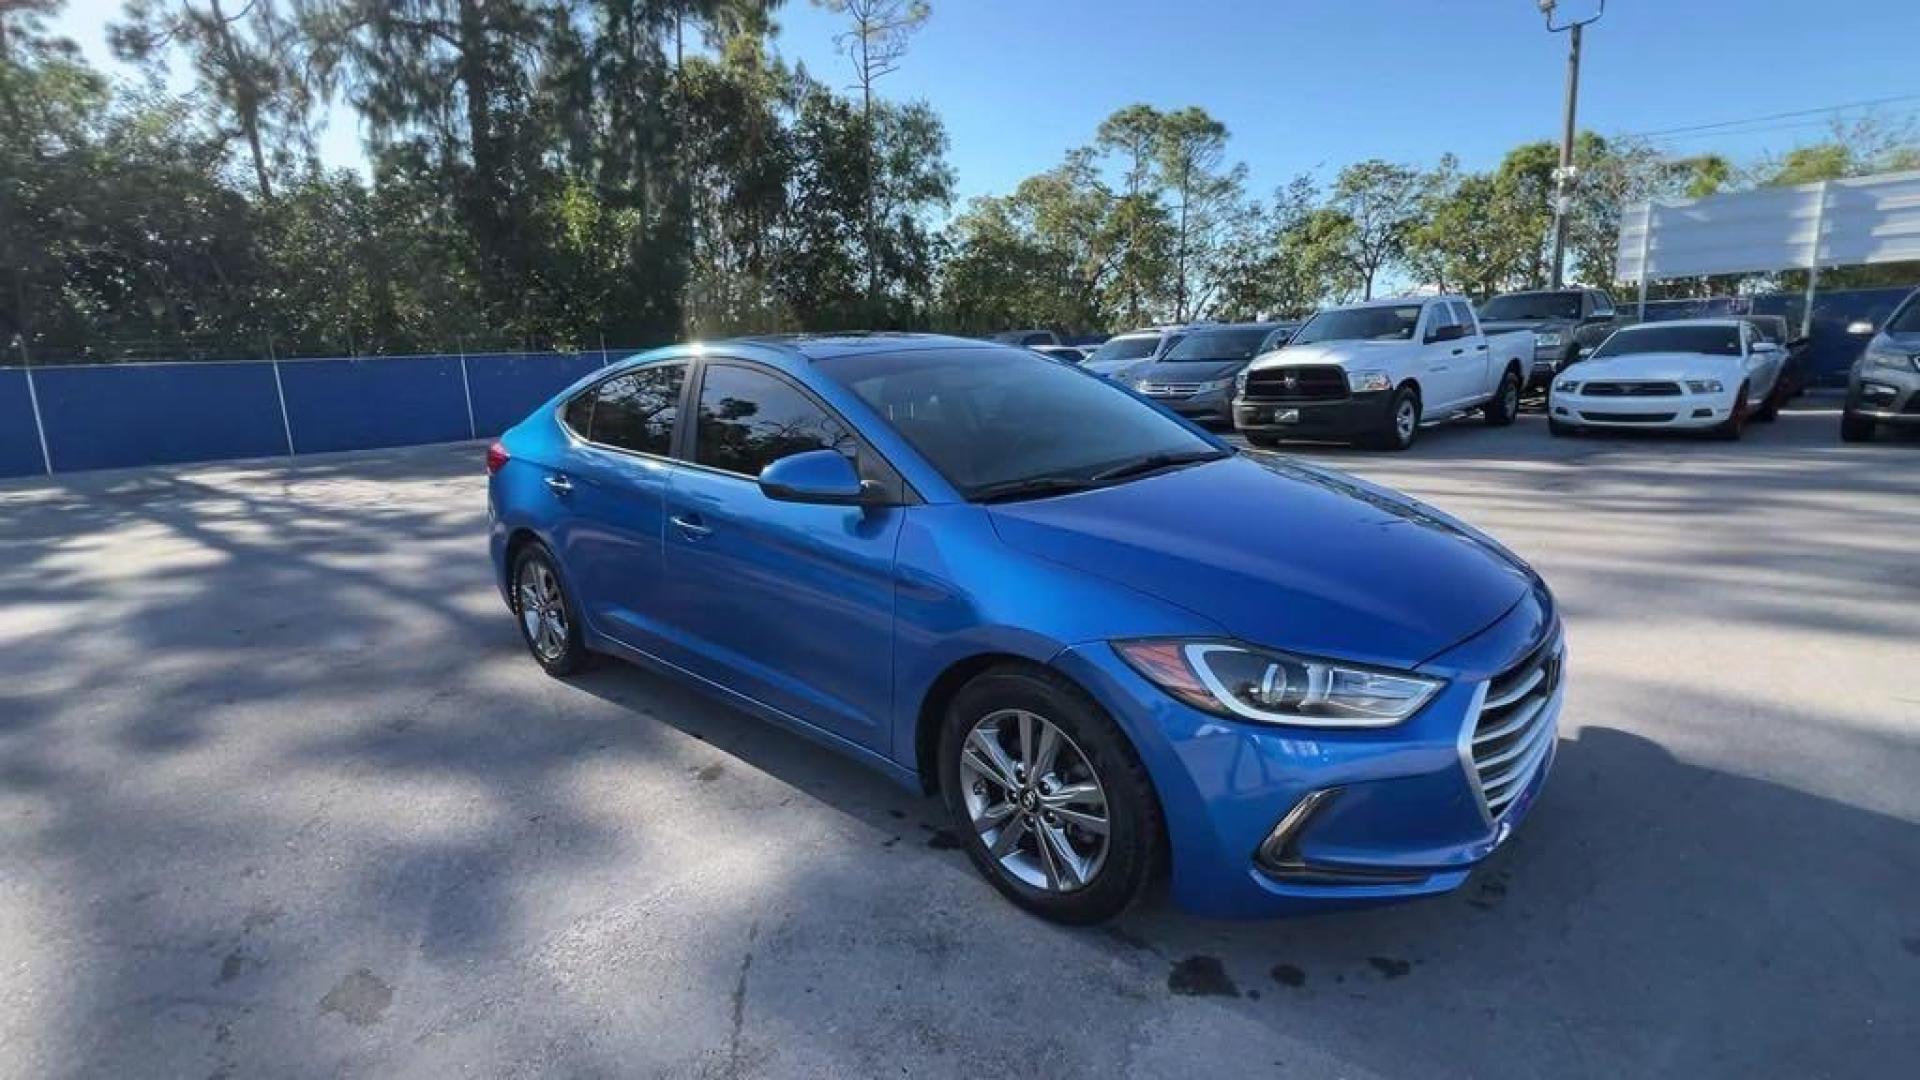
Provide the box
[1140,382,1204,395]
[1463,629,1564,822]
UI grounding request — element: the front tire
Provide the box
[939,665,1162,925]
[1753,382,1782,422]
[1840,409,1877,442]
[511,542,593,677]
[1484,368,1521,426]
[1710,383,1749,441]
[1366,385,1421,451]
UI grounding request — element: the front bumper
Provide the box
[1550,388,1737,430]
[1847,371,1920,424]
[1140,385,1233,421]
[1051,591,1563,918]
[1233,391,1393,441]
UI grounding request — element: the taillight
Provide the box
[486,442,510,474]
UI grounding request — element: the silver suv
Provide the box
[1842,288,1920,442]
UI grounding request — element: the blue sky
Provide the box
[51,0,1920,208]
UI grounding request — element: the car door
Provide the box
[1743,324,1782,403]
[658,359,903,753]
[1419,302,1470,410]
[554,361,688,651]
[1451,301,1496,401]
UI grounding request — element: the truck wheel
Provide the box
[1366,386,1420,451]
[1840,410,1876,442]
[1484,369,1521,427]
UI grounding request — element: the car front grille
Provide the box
[1468,631,1562,820]
[1140,382,1203,396]
[1578,411,1677,423]
[1581,381,1682,396]
[1243,366,1349,402]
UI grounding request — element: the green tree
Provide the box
[1329,159,1424,299]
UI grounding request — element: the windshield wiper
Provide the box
[1090,449,1229,485]
[969,475,1101,504]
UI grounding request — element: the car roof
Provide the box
[1616,318,1746,330]
[730,332,1002,361]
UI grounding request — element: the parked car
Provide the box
[1840,288,1920,442]
[1739,315,1811,399]
[1477,288,1631,389]
[488,334,1563,924]
[1127,322,1294,425]
[1234,296,1531,451]
[1549,319,1785,440]
[1031,345,1088,365]
[990,329,1062,348]
[1081,325,1189,381]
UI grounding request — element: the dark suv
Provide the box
[1478,288,1631,389]
[1842,288,1920,442]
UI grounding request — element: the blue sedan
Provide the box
[487,334,1564,923]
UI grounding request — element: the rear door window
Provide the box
[1450,302,1478,333]
[590,363,686,455]
[693,363,856,477]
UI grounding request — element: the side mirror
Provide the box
[1426,323,1466,343]
[1752,341,1782,354]
[758,449,873,506]
[1846,320,1876,335]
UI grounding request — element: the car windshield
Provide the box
[1159,326,1274,361]
[1290,306,1422,344]
[1593,324,1743,358]
[1888,296,1920,333]
[1086,335,1160,366]
[817,347,1225,501]
[1479,293,1581,321]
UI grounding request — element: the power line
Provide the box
[1615,94,1920,140]
[1636,109,1920,145]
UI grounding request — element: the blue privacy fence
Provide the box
[0,349,622,479]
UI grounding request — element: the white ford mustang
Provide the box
[1549,319,1786,439]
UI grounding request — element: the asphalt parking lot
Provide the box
[1,400,1915,1079]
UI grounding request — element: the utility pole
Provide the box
[1540,0,1605,289]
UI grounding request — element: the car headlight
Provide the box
[1114,639,1442,728]
[1554,379,1581,394]
[1685,379,1723,394]
[1347,370,1392,393]
[1866,347,1920,373]
[1234,369,1250,394]
[1534,332,1564,348]
[1200,375,1235,391]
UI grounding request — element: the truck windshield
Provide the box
[1160,326,1273,361]
[1479,292,1581,321]
[1289,306,1421,345]
[1593,325,1743,358]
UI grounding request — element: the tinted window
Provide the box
[1425,303,1458,337]
[1086,335,1160,365]
[1161,326,1275,361]
[1591,292,1615,317]
[563,390,595,435]
[817,347,1219,499]
[1593,324,1743,359]
[1450,302,1477,332]
[1022,333,1053,346]
[1884,295,1920,333]
[1743,318,1785,343]
[591,363,685,454]
[694,364,855,477]
[1291,305,1421,344]
[1479,292,1583,321]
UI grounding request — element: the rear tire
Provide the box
[511,542,593,677]
[1710,383,1749,441]
[939,665,1162,926]
[1840,410,1877,442]
[1366,385,1421,451]
[1484,369,1521,427]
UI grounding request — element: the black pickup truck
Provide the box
[1477,288,1632,390]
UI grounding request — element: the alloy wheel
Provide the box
[1395,397,1418,442]
[959,709,1111,892]
[516,559,570,662]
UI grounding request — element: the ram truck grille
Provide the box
[1243,366,1349,402]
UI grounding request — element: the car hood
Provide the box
[1480,318,1574,336]
[1130,359,1247,383]
[987,455,1536,669]
[1250,341,1411,370]
[1570,351,1742,382]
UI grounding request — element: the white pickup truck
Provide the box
[1232,295,1532,450]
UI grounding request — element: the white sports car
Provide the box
[1549,319,1786,439]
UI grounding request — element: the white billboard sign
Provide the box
[1616,168,1920,282]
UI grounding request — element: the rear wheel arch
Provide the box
[503,528,543,595]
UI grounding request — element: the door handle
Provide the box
[670,514,712,539]
[1451,347,1465,356]
[544,474,573,496]
[1474,343,1488,351]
